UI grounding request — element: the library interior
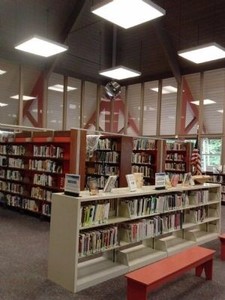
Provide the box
[1,1,225,299]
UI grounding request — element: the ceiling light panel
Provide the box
[10,95,36,101]
[178,42,225,64]
[91,0,166,29]
[48,84,77,92]
[151,86,177,94]
[0,70,6,75]
[15,35,68,57]
[99,66,141,80]
[0,103,8,107]
[191,99,216,105]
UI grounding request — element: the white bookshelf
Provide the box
[48,183,221,293]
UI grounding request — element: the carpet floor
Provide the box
[0,206,225,300]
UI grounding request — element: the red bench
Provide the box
[125,246,215,300]
[219,234,225,260]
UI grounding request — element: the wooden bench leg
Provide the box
[195,259,213,280]
[219,236,225,260]
[127,280,147,300]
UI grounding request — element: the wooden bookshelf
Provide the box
[164,141,192,182]
[85,134,133,190]
[0,129,83,216]
[131,138,164,185]
[48,183,221,293]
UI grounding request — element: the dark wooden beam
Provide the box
[153,20,181,85]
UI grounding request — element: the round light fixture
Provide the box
[105,81,121,99]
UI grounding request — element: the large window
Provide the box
[181,74,200,135]
[201,138,222,171]
[160,78,177,135]
[143,81,158,136]
[47,73,63,130]
[0,59,19,125]
[127,83,141,136]
[66,77,81,130]
[203,69,225,134]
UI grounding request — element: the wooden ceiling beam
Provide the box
[153,21,181,85]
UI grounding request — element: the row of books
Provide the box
[42,203,51,216]
[80,202,111,227]
[31,187,52,201]
[96,138,118,151]
[29,159,63,173]
[133,139,156,150]
[0,181,24,194]
[33,145,64,158]
[79,226,118,257]
[132,153,153,164]
[8,157,25,169]
[166,153,184,161]
[89,151,119,163]
[166,142,186,150]
[120,213,183,242]
[119,194,189,218]
[86,175,118,189]
[0,169,5,178]
[6,170,23,181]
[131,165,154,177]
[0,155,7,166]
[188,190,209,205]
[167,172,184,181]
[87,164,119,176]
[185,207,207,223]
[5,194,39,212]
[0,144,26,155]
[33,173,54,187]
[165,162,186,171]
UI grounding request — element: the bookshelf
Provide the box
[131,138,164,185]
[48,183,221,293]
[85,135,133,189]
[203,171,225,204]
[0,129,83,216]
[165,141,192,182]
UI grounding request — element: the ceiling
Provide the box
[1,0,225,85]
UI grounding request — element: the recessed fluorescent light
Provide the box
[15,35,68,57]
[191,99,216,105]
[0,103,8,107]
[151,85,177,94]
[48,84,77,92]
[217,109,223,113]
[10,95,36,101]
[178,42,225,64]
[91,0,166,29]
[69,104,76,109]
[99,66,141,80]
[0,69,6,75]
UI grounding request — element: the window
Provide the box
[201,138,222,171]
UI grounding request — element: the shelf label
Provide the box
[64,174,80,196]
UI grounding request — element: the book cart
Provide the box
[48,183,221,293]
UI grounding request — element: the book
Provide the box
[103,175,117,192]
[126,174,137,192]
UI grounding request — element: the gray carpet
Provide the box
[0,206,225,300]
